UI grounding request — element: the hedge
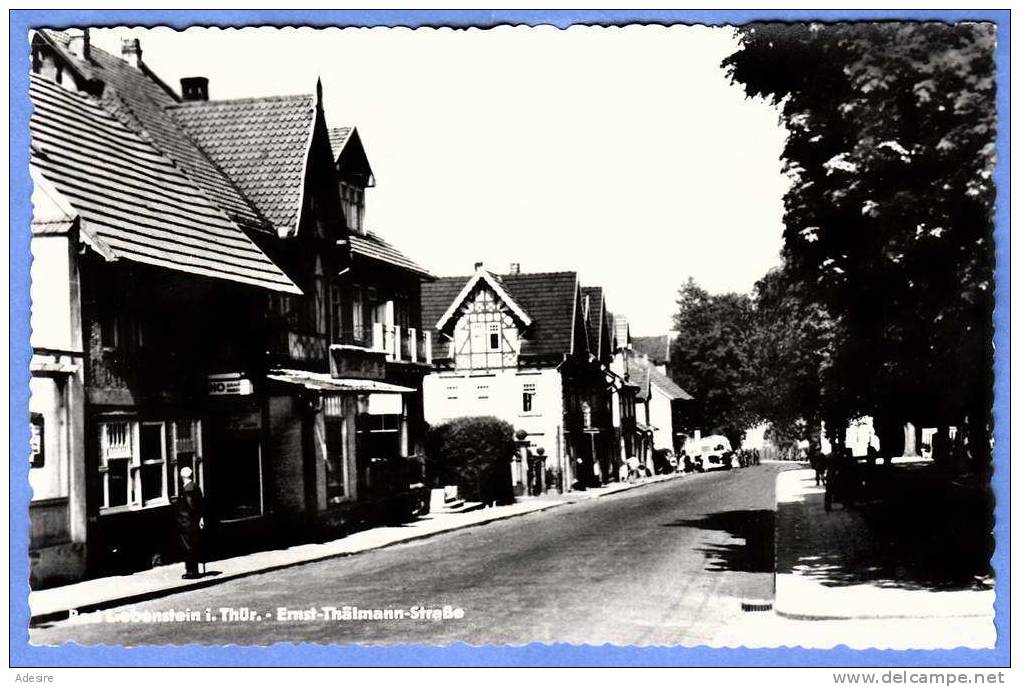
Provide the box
[426,416,516,505]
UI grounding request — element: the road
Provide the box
[31,465,782,647]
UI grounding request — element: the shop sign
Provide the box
[208,373,254,396]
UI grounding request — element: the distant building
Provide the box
[421,265,617,493]
[631,334,674,375]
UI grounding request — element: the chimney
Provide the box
[121,37,142,68]
[474,261,484,271]
[67,28,90,61]
[180,76,209,102]
[509,262,520,275]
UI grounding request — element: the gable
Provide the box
[422,271,580,362]
[330,126,375,187]
[571,283,590,357]
[435,270,531,334]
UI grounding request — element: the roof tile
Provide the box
[169,95,317,235]
[29,74,299,294]
[422,271,579,362]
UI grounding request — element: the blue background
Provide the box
[9,8,1011,668]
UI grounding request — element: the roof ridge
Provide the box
[502,270,577,277]
[168,93,315,108]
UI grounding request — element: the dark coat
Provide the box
[175,480,204,557]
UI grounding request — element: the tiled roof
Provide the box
[422,271,579,363]
[614,314,631,349]
[632,335,671,365]
[29,74,300,294]
[581,286,605,358]
[625,352,652,401]
[34,31,271,234]
[169,94,317,236]
[349,231,433,279]
[328,126,352,160]
[649,366,693,401]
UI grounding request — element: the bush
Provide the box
[426,416,516,505]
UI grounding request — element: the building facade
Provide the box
[28,29,433,585]
[421,266,616,493]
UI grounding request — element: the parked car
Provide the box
[683,435,734,471]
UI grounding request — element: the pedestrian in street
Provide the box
[810,448,825,487]
[175,466,205,579]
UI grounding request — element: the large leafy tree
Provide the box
[669,279,757,448]
[724,23,997,466]
[750,266,839,441]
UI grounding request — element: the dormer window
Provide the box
[340,182,364,233]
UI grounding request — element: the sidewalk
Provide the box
[773,467,995,620]
[29,471,683,624]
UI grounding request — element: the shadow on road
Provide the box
[662,509,775,575]
[777,468,994,592]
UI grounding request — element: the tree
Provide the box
[724,23,996,467]
[750,266,839,442]
[669,279,757,448]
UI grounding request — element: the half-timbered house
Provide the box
[421,265,615,493]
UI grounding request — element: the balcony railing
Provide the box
[371,323,432,365]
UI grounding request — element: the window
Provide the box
[99,419,199,512]
[99,314,146,352]
[171,420,203,497]
[488,323,500,350]
[138,423,167,505]
[325,416,346,504]
[30,413,45,469]
[522,383,536,413]
[100,421,134,510]
[357,411,402,463]
[330,284,344,343]
[340,182,365,233]
[352,286,364,343]
[100,314,119,350]
[305,257,327,335]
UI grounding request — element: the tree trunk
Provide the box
[874,413,904,464]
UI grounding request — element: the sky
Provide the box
[91,25,789,336]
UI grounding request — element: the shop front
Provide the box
[203,376,268,552]
[266,369,427,533]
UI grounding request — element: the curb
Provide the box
[30,470,686,626]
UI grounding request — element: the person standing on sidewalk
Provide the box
[175,467,205,579]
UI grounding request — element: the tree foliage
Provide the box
[723,23,996,463]
[669,279,757,448]
[426,416,516,504]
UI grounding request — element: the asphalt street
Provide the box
[31,464,782,647]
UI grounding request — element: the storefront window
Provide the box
[100,421,133,510]
[170,420,203,496]
[217,434,263,521]
[325,417,346,504]
[99,418,200,512]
